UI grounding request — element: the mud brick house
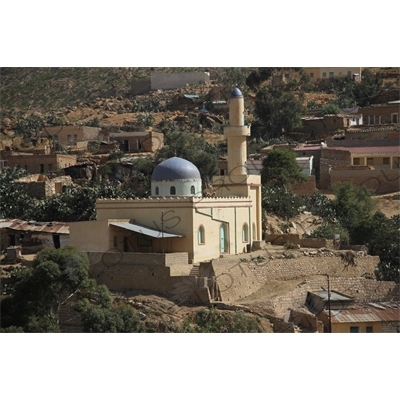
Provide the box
[359,100,400,125]
[105,131,164,153]
[299,114,363,137]
[303,67,363,81]
[345,125,400,140]
[0,219,69,252]
[14,174,73,198]
[0,150,77,174]
[319,139,400,193]
[41,125,101,150]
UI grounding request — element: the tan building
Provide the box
[0,151,77,174]
[359,101,400,125]
[299,114,363,136]
[303,67,363,81]
[319,141,400,193]
[14,174,73,199]
[105,131,164,153]
[70,88,263,266]
[41,125,101,149]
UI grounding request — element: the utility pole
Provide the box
[327,274,332,333]
[161,210,164,254]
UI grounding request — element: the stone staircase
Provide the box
[189,265,200,277]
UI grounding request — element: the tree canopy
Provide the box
[261,147,307,188]
[253,87,306,138]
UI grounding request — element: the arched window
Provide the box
[242,223,249,243]
[198,225,205,245]
[190,185,195,195]
[155,186,159,195]
[170,186,176,195]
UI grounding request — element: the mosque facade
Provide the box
[70,88,263,264]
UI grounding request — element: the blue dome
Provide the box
[231,88,243,97]
[152,157,201,181]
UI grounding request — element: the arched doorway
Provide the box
[220,223,228,253]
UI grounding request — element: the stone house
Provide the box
[105,131,164,153]
[319,139,400,193]
[345,125,400,140]
[299,114,363,136]
[14,174,73,198]
[359,101,400,125]
[41,125,101,150]
[0,151,77,174]
[303,67,363,81]
[0,219,69,252]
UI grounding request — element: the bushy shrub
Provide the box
[304,222,350,245]
[262,186,304,220]
[302,192,337,221]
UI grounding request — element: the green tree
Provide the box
[261,148,307,188]
[0,167,37,219]
[318,103,342,116]
[154,130,219,183]
[1,246,92,332]
[333,182,377,243]
[353,68,383,106]
[254,87,306,138]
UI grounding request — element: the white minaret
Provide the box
[224,88,250,176]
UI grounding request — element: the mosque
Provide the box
[70,88,263,265]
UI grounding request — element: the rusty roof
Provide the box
[0,219,69,235]
[328,307,400,324]
[325,146,400,154]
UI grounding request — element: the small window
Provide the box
[170,186,176,195]
[190,185,195,195]
[73,134,78,144]
[67,135,72,144]
[329,72,334,78]
[322,72,327,78]
[350,326,359,333]
[391,113,398,123]
[139,235,152,246]
[309,73,314,78]
[113,236,117,247]
[198,225,205,245]
[367,158,374,166]
[383,158,390,165]
[155,186,159,196]
[242,223,249,243]
[54,135,59,142]
[40,164,44,173]
[347,71,352,78]
[123,237,128,252]
[353,158,360,166]
[366,326,373,333]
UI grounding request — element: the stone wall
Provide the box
[319,157,350,189]
[330,168,400,194]
[264,234,332,249]
[382,321,400,333]
[290,175,316,196]
[265,277,397,320]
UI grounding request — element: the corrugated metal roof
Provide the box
[327,146,400,154]
[0,219,69,235]
[329,308,400,324]
[312,290,354,302]
[110,222,184,239]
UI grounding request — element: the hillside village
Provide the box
[0,67,399,333]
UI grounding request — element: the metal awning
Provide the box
[110,222,184,239]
